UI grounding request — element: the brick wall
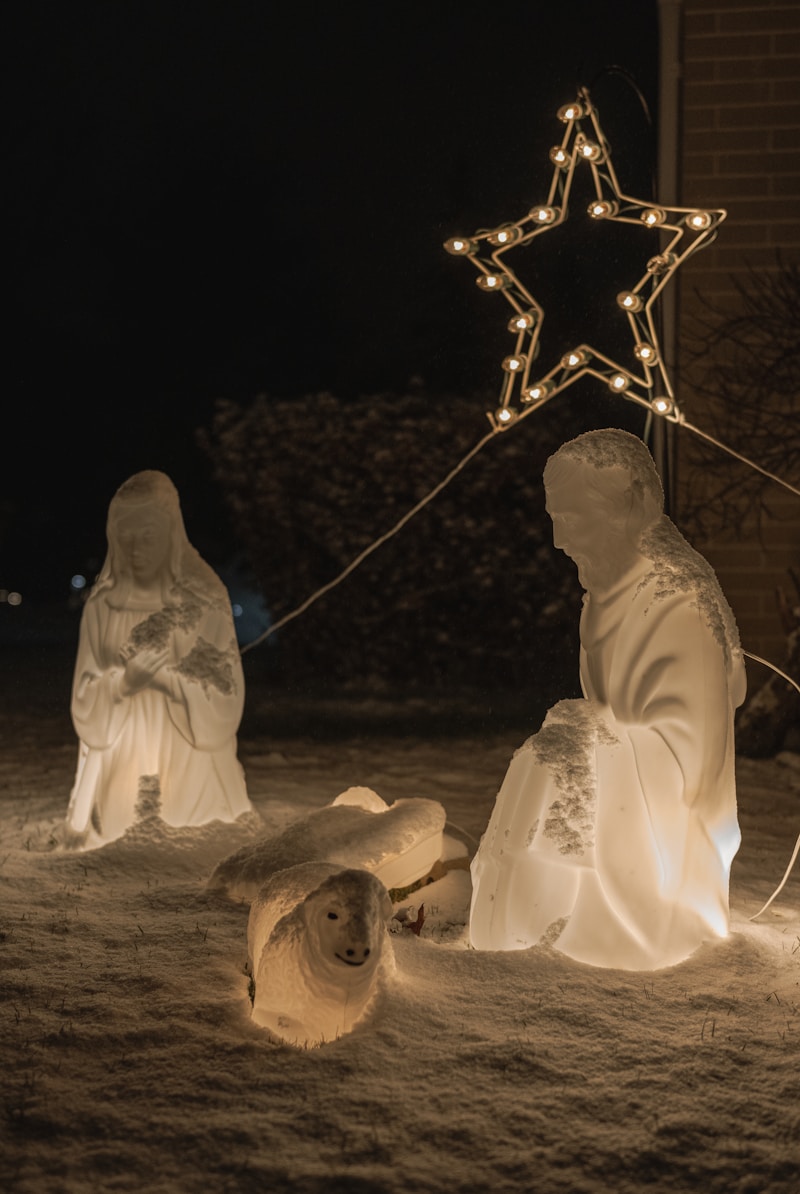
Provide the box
[676,0,800,672]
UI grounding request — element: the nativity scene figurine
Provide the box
[470,429,746,971]
[65,470,252,847]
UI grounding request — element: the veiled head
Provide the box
[89,470,227,607]
[105,472,187,592]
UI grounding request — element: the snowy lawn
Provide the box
[1,657,799,1193]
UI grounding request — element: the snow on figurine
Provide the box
[247,861,395,1047]
[65,470,252,847]
[470,429,746,971]
[209,786,447,901]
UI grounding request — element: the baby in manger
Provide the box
[470,429,746,970]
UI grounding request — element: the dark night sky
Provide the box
[3,1,660,608]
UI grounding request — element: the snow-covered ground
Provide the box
[2,652,799,1193]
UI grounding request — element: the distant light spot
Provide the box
[7,591,22,606]
[232,603,243,617]
[71,574,87,591]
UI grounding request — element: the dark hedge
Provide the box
[199,390,600,696]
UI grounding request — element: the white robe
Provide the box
[470,559,746,970]
[66,588,251,845]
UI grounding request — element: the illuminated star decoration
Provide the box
[445,87,726,432]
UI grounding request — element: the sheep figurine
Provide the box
[247,860,395,1048]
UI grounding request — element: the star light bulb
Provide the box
[476,273,508,292]
[646,253,675,274]
[508,311,536,331]
[444,236,477,256]
[562,349,588,369]
[529,205,559,225]
[577,137,603,162]
[617,291,643,312]
[687,210,712,230]
[524,380,554,402]
[488,225,521,247]
[588,200,618,218]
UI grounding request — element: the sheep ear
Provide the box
[299,887,322,922]
[381,890,393,922]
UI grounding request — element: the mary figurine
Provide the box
[65,471,252,847]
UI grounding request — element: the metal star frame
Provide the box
[445,87,726,432]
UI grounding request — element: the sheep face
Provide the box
[302,871,392,985]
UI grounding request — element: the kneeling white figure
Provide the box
[65,470,251,847]
[470,428,746,971]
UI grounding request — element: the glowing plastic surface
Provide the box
[65,471,251,847]
[247,862,394,1047]
[470,430,746,970]
[209,786,446,902]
